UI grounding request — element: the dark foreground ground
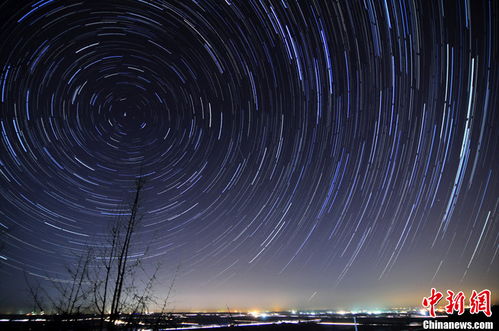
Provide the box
[0,306,496,330]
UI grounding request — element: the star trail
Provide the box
[0,0,497,312]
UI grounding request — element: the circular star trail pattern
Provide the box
[0,0,497,310]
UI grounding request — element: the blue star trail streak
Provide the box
[0,0,497,311]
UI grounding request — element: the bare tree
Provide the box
[154,263,180,330]
[109,177,145,323]
[24,272,45,314]
[85,176,154,329]
[25,176,171,329]
[24,247,94,330]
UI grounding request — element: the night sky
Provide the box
[0,0,497,313]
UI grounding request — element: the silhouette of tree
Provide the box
[25,176,173,329]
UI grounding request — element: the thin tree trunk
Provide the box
[100,228,117,330]
[110,178,144,323]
